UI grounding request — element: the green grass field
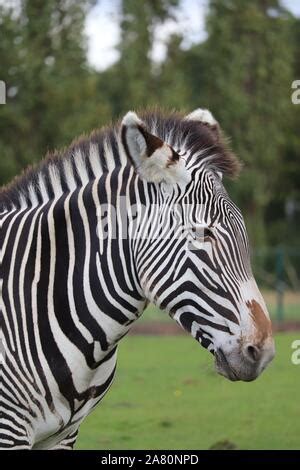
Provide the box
[76,332,300,450]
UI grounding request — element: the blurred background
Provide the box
[0,0,300,449]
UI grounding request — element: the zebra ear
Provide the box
[121,111,190,184]
[184,108,218,127]
[184,107,222,141]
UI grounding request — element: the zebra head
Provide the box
[121,109,275,382]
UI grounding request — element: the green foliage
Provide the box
[195,0,295,246]
[0,0,110,184]
[104,0,180,112]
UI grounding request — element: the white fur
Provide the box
[138,144,190,185]
[122,112,148,167]
[122,111,144,128]
[185,108,217,126]
[123,125,147,166]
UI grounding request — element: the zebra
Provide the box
[0,108,275,449]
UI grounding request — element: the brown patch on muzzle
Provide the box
[246,299,272,344]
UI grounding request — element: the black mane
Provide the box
[0,109,240,211]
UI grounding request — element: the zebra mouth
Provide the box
[215,348,240,382]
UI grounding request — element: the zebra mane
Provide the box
[0,109,240,211]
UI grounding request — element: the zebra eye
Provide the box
[189,225,215,251]
[204,227,214,239]
[192,227,203,238]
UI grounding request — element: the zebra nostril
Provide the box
[244,344,261,362]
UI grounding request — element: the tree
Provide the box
[110,0,179,112]
[187,0,295,247]
[266,16,300,249]
[157,34,194,109]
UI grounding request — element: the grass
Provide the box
[76,332,300,450]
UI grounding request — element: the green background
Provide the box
[77,333,300,450]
